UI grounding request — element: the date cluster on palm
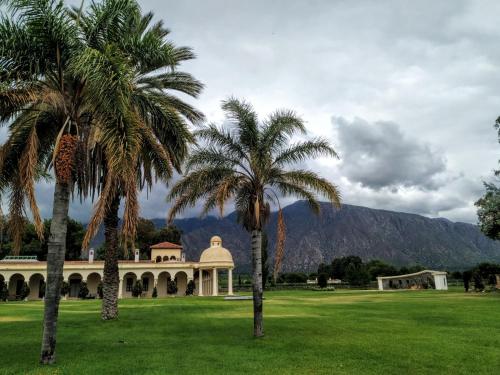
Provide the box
[55,134,78,184]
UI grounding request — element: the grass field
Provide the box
[0,289,499,374]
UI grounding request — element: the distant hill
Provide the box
[90,201,500,272]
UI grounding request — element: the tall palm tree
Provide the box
[77,0,203,320]
[168,98,341,337]
[0,0,151,363]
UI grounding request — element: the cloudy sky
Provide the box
[5,0,500,224]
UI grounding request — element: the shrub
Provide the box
[152,286,158,298]
[39,280,46,299]
[78,282,89,299]
[318,273,328,288]
[97,282,103,299]
[167,280,177,295]
[186,280,195,296]
[132,280,143,297]
[283,272,308,283]
[60,281,69,296]
[19,282,30,300]
[0,280,8,301]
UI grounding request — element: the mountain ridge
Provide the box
[91,201,500,272]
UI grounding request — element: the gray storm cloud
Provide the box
[333,116,447,190]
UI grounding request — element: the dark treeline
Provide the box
[451,263,500,292]
[0,215,85,261]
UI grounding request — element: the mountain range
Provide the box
[91,201,500,272]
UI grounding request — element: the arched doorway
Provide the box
[86,273,102,298]
[157,271,171,297]
[122,272,138,298]
[68,273,83,298]
[140,272,154,297]
[175,271,188,296]
[28,273,45,300]
[8,274,25,300]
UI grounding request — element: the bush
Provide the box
[60,281,69,296]
[152,286,158,298]
[0,280,8,301]
[317,273,328,288]
[186,280,195,296]
[167,280,177,295]
[78,282,89,299]
[283,272,308,283]
[132,280,143,297]
[39,280,46,299]
[19,282,30,300]
[97,282,103,299]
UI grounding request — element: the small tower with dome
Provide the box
[198,236,234,296]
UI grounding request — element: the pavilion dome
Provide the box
[199,236,234,265]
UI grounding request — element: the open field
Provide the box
[0,290,499,374]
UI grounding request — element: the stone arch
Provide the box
[162,256,169,262]
[174,271,188,296]
[140,271,154,297]
[68,273,83,298]
[122,272,138,298]
[155,256,162,263]
[86,273,102,298]
[28,273,45,300]
[157,271,172,297]
[8,273,25,300]
[170,255,176,261]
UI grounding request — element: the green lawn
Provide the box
[0,290,499,374]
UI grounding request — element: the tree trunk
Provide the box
[40,181,70,364]
[251,229,264,337]
[101,191,120,320]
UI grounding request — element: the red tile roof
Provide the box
[150,241,183,249]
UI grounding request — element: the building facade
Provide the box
[0,236,234,300]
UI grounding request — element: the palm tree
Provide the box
[0,0,154,363]
[77,0,203,320]
[168,98,341,337]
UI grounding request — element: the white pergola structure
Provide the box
[197,236,234,296]
[377,270,448,291]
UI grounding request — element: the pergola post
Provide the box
[212,268,218,296]
[198,269,203,296]
[228,268,233,295]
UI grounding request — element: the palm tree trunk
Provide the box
[101,191,120,320]
[251,229,264,337]
[40,181,70,364]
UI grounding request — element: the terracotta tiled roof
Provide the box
[150,241,183,249]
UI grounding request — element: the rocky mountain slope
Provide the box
[90,201,500,272]
[159,201,500,272]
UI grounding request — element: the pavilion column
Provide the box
[118,278,123,299]
[212,268,218,296]
[198,269,203,296]
[228,268,233,295]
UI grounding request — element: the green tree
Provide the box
[365,260,398,280]
[78,282,89,299]
[78,0,202,321]
[475,183,500,240]
[132,280,143,298]
[0,0,120,362]
[168,98,341,337]
[317,273,328,288]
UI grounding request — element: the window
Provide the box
[156,256,162,263]
[126,278,133,292]
[170,256,176,260]
[163,256,169,262]
[142,278,149,292]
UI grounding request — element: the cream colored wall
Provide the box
[151,249,182,262]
